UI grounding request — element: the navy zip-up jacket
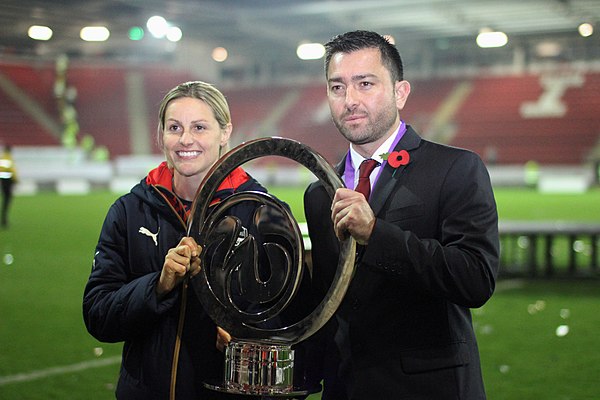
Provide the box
[83,162,267,399]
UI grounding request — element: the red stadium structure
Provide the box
[1,61,598,166]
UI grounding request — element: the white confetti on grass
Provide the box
[527,299,547,314]
[560,309,571,319]
[3,253,14,265]
[555,325,570,337]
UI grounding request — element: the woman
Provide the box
[83,81,267,399]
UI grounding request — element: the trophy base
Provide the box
[205,340,308,398]
[203,381,308,398]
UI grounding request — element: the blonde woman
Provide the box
[83,81,268,399]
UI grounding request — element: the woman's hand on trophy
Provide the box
[156,237,202,297]
[216,326,232,352]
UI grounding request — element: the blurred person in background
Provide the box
[0,144,18,228]
[304,30,499,399]
[83,81,273,400]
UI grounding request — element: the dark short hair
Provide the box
[324,30,404,82]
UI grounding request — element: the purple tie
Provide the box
[355,159,379,200]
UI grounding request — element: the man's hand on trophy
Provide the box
[331,188,376,245]
[216,326,232,352]
[156,237,202,297]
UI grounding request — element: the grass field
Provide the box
[0,187,599,399]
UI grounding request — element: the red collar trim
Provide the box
[146,161,250,192]
[146,161,173,189]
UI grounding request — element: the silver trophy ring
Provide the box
[188,136,356,345]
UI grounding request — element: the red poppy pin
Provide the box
[380,150,410,176]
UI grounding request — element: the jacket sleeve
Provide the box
[363,150,499,308]
[82,199,179,343]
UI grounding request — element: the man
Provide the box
[0,145,18,228]
[304,30,499,399]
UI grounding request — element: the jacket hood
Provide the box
[133,161,262,225]
[145,161,252,196]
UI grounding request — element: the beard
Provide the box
[332,103,399,146]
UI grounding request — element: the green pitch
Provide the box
[0,187,599,399]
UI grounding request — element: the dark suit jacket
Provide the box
[304,126,499,400]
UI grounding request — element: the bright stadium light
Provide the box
[147,15,169,38]
[578,22,594,37]
[128,26,144,41]
[28,25,53,41]
[212,47,228,62]
[166,26,182,42]
[296,42,325,60]
[80,26,110,42]
[476,29,508,48]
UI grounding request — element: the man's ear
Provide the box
[395,80,411,110]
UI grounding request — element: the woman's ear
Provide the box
[220,123,232,147]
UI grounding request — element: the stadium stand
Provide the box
[0,63,56,113]
[452,72,600,165]
[0,63,60,146]
[1,60,599,276]
[225,85,292,142]
[66,65,131,157]
[1,60,599,184]
[276,84,345,163]
[402,77,461,139]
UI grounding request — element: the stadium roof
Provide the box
[1,0,599,81]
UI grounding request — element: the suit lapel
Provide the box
[335,157,346,183]
[370,126,421,216]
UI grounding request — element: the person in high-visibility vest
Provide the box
[0,145,18,228]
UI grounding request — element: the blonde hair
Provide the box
[157,81,232,153]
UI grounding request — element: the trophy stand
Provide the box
[201,340,307,397]
[188,137,356,397]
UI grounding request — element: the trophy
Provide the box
[187,137,356,397]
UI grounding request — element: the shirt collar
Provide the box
[344,121,406,189]
[348,120,406,170]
